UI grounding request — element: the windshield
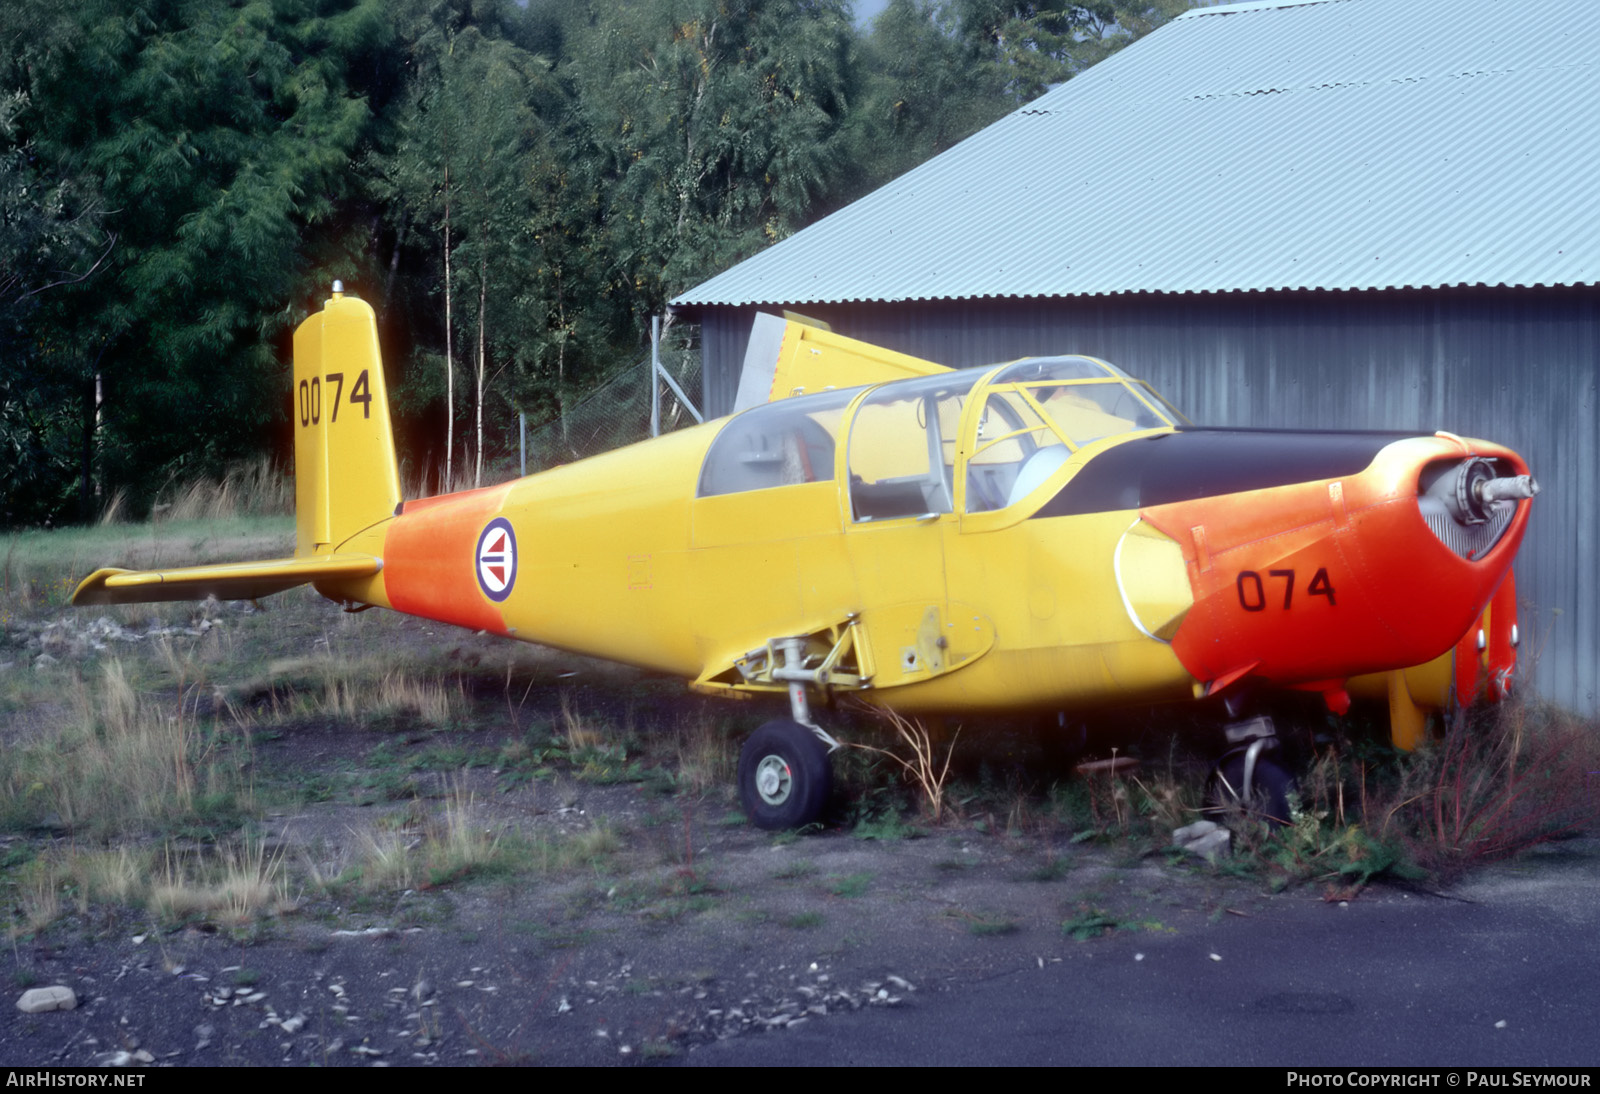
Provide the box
[966,356,1179,512]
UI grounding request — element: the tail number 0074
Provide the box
[297,370,373,427]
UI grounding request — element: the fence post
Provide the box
[650,315,661,438]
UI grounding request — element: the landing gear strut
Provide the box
[737,637,838,829]
[1205,716,1295,826]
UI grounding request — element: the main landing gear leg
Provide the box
[737,638,838,830]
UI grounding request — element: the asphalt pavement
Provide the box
[680,839,1600,1067]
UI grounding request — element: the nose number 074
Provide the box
[1237,567,1336,612]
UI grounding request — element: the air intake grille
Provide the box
[1419,500,1515,560]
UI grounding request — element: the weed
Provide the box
[0,659,249,839]
[852,811,921,841]
[782,911,824,929]
[847,707,960,823]
[147,839,289,927]
[154,457,293,522]
[1381,700,1600,878]
[672,711,737,796]
[1023,857,1072,882]
[418,786,507,889]
[771,858,818,880]
[951,910,1019,937]
[827,872,871,898]
[1061,904,1165,941]
[1077,752,1138,833]
[558,692,608,752]
[13,864,62,936]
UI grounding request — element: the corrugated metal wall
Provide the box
[690,286,1599,712]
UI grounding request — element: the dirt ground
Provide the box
[0,595,1540,1067]
[0,780,1276,1067]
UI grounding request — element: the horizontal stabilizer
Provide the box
[71,554,381,606]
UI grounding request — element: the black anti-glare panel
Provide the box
[1032,429,1410,518]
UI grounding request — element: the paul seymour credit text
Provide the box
[1287,1075,1592,1088]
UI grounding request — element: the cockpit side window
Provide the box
[966,391,1069,512]
[848,373,979,521]
[698,388,858,497]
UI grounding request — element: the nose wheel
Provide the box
[738,719,833,829]
[1205,742,1295,827]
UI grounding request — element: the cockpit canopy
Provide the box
[696,355,1185,518]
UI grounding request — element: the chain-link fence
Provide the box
[474,322,704,486]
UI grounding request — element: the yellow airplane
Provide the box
[74,287,1537,827]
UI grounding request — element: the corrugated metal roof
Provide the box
[673,0,1600,307]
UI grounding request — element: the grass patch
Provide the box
[1061,904,1165,941]
[341,785,530,893]
[826,872,871,898]
[772,858,819,880]
[781,911,824,929]
[1022,857,1073,882]
[2,512,293,612]
[948,909,1019,937]
[0,659,252,840]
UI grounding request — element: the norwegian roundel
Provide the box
[474,517,517,603]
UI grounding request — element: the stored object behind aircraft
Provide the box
[74,289,1537,827]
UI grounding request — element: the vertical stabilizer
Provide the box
[292,288,401,557]
[732,313,949,412]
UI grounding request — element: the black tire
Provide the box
[1205,752,1295,827]
[738,719,832,830]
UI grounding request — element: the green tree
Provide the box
[565,0,860,318]
[0,91,113,524]
[950,1,1194,100]
[12,0,388,520]
[379,25,560,487]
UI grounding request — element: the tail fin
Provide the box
[72,286,394,606]
[292,287,401,556]
[733,313,949,413]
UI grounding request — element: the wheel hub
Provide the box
[754,755,792,805]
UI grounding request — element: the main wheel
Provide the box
[738,719,832,830]
[1205,752,1295,827]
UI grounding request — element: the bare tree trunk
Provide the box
[79,372,94,523]
[78,349,106,521]
[384,211,408,309]
[474,252,486,488]
[442,166,454,494]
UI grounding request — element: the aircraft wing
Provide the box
[71,554,381,605]
[733,313,948,411]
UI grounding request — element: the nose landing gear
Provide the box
[1205,716,1295,826]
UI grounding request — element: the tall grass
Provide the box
[0,659,248,839]
[12,841,289,935]
[1377,699,1600,877]
[848,707,961,824]
[147,457,294,523]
